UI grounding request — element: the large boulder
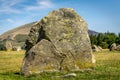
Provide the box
[20,8,95,76]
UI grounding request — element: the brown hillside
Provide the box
[0,22,36,41]
[0,21,98,42]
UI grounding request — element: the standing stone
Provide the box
[110,43,116,51]
[92,45,102,52]
[20,8,95,76]
[12,46,21,51]
[92,45,99,52]
[98,46,103,51]
[0,44,7,51]
[5,41,13,51]
[116,45,120,51]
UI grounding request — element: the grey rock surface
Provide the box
[20,8,95,76]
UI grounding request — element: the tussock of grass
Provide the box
[0,50,120,80]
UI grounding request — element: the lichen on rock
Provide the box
[20,8,95,76]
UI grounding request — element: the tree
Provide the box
[97,33,104,46]
[89,32,119,49]
[90,35,97,46]
[99,42,109,49]
[105,32,116,48]
[115,33,120,45]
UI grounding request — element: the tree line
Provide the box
[90,32,120,49]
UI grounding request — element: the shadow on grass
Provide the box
[14,72,20,75]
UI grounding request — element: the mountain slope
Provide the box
[88,30,98,36]
[0,22,99,48]
[0,22,98,41]
[0,22,36,41]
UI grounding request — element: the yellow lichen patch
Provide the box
[45,65,53,70]
[75,60,94,69]
[41,17,48,23]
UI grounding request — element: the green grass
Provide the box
[0,50,120,80]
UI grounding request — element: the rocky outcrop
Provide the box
[20,8,95,76]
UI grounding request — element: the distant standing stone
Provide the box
[116,45,120,51]
[110,43,116,51]
[92,45,102,52]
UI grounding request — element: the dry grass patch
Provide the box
[0,51,24,73]
[0,50,120,80]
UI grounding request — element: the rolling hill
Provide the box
[0,22,98,49]
[0,22,36,41]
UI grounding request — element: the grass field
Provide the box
[0,50,120,80]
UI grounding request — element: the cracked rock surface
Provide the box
[20,8,95,76]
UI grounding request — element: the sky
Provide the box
[0,0,120,34]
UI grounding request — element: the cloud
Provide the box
[0,0,23,14]
[6,19,14,23]
[0,0,54,14]
[25,0,54,11]
[0,8,22,14]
